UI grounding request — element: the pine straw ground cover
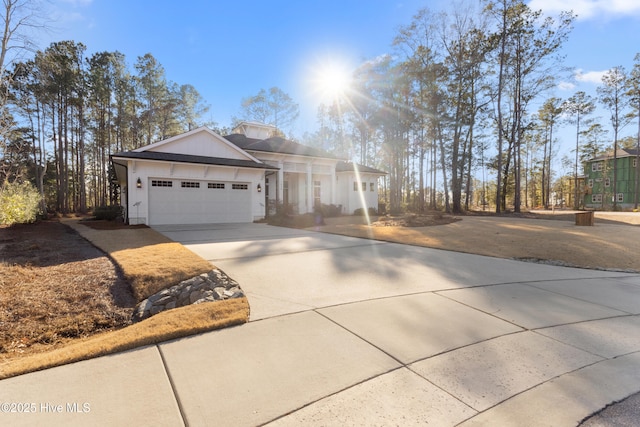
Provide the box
[313,212,640,272]
[0,219,249,380]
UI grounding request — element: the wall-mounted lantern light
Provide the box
[257,183,262,192]
[136,177,142,189]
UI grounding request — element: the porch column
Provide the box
[331,167,337,205]
[306,162,313,213]
[277,161,284,209]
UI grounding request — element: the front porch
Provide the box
[264,161,337,216]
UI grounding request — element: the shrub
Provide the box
[93,205,123,221]
[267,213,318,228]
[0,181,41,225]
[315,204,342,218]
[354,207,377,216]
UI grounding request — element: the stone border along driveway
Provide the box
[132,269,244,321]
[63,219,248,323]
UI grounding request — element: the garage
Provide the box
[148,178,252,225]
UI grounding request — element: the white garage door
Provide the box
[148,178,252,225]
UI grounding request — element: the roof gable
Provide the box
[134,127,261,163]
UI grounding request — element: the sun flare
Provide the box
[313,61,352,103]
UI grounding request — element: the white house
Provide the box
[111,122,385,225]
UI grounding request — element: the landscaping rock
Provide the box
[132,269,244,322]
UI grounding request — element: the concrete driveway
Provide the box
[149,222,640,425]
[153,222,633,321]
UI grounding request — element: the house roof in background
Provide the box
[336,161,386,175]
[591,148,640,161]
[224,134,339,159]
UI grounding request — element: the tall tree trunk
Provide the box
[541,131,547,209]
[430,139,437,209]
[635,110,640,209]
[501,138,513,211]
[437,125,451,213]
[418,130,426,212]
[495,2,507,214]
[465,127,474,211]
[546,124,553,209]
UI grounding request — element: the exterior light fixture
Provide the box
[136,177,142,188]
[257,183,262,192]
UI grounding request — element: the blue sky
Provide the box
[38,0,640,151]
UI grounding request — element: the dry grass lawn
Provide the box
[75,225,215,300]
[315,212,640,272]
[0,298,249,380]
[0,219,249,380]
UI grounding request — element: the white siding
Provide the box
[148,133,251,160]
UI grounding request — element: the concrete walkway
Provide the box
[2,223,640,426]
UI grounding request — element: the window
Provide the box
[314,180,321,207]
[617,193,624,202]
[208,183,225,189]
[604,177,610,187]
[181,181,200,188]
[353,182,358,191]
[232,183,248,190]
[588,179,593,188]
[592,162,603,172]
[634,158,638,168]
[370,182,375,192]
[362,182,367,191]
[592,194,602,203]
[151,180,172,187]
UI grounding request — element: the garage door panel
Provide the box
[148,179,252,225]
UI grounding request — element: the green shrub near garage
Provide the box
[93,205,124,221]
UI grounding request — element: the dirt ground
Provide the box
[0,220,136,362]
[317,211,640,273]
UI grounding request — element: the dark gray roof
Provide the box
[224,134,339,159]
[111,151,277,170]
[336,161,386,175]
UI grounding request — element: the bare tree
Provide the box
[484,0,573,212]
[562,91,595,209]
[537,98,563,209]
[239,87,299,136]
[627,53,640,209]
[598,66,630,210]
[0,0,47,184]
[0,0,45,75]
